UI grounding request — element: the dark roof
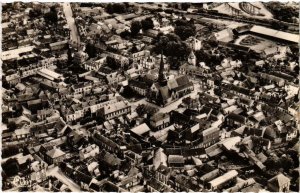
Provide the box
[157,164,171,176]
[76,170,93,184]
[176,75,190,87]
[227,113,246,123]
[168,155,184,164]
[100,181,119,192]
[89,183,100,191]
[129,79,148,89]
[150,113,169,122]
[102,152,121,166]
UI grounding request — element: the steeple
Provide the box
[158,52,166,86]
[188,50,196,66]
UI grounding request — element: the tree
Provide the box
[106,56,120,70]
[279,155,294,172]
[130,20,142,36]
[120,30,131,39]
[85,42,97,58]
[44,6,58,23]
[152,33,191,61]
[29,9,42,18]
[174,26,196,41]
[174,19,196,41]
[106,3,127,14]
[2,158,19,177]
[2,146,19,158]
[265,156,280,170]
[141,17,154,31]
[181,3,191,11]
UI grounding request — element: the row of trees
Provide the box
[130,17,155,36]
[264,154,295,173]
[105,3,138,14]
[265,2,299,23]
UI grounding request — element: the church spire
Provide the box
[158,52,166,86]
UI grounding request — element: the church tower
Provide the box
[188,51,196,66]
[158,53,167,86]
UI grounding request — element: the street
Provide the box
[47,166,81,192]
[62,2,80,47]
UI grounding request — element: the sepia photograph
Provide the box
[1,1,299,192]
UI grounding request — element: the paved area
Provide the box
[63,2,80,47]
[47,166,81,192]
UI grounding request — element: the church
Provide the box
[148,54,194,107]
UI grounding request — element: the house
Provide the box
[168,155,184,168]
[226,113,247,127]
[150,113,170,130]
[147,177,175,192]
[153,148,168,170]
[98,101,131,120]
[124,150,142,165]
[171,174,200,191]
[45,148,66,165]
[186,37,202,51]
[29,161,48,183]
[101,151,122,170]
[71,82,93,95]
[13,126,31,141]
[79,144,100,161]
[5,73,21,86]
[106,72,126,85]
[199,169,220,186]
[267,173,290,192]
[155,164,172,185]
[128,79,148,96]
[83,57,106,71]
[208,170,238,191]
[131,50,150,64]
[93,132,120,154]
[195,126,220,148]
[49,40,68,51]
[130,123,151,138]
[179,63,207,77]
[37,68,64,82]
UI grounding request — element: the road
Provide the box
[47,166,81,192]
[63,2,80,47]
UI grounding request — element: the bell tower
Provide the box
[188,51,196,66]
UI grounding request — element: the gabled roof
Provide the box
[268,173,290,188]
[130,123,150,136]
[46,148,65,158]
[168,155,184,164]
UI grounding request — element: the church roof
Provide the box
[189,51,196,59]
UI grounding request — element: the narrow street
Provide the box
[62,2,80,47]
[47,166,81,192]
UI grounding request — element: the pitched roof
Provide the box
[46,148,65,158]
[130,123,150,136]
[268,173,290,188]
[168,155,184,164]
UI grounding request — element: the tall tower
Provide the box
[158,53,166,86]
[188,51,196,66]
[193,38,202,51]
